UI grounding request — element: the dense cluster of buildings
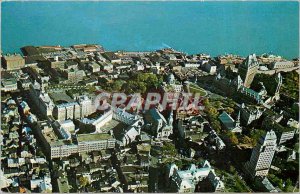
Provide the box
[1,99,52,192]
[1,44,299,193]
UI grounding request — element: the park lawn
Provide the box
[189,83,207,96]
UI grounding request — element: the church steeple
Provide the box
[168,110,174,126]
[235,111,241,127]
[275,73,283,94]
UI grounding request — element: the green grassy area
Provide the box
[188,83,207,96]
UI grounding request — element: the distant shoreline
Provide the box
[2,44,299,60]
[2,2,298,60]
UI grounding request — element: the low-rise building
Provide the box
[46,56,65,69]
[37,121,116,159]
[30,176,52,192]
[2,54,25,70]
[1,77,18,92]
[254,177,279,192]
[202,61,217,74]
[269,61,294,69]
[100,62,114,73]
[287,118,299,134]
[144,108,173,140]
[87,61,101,73]
[206,130,226,152]
[168,161,224,192]
[80,107,144,146]
[162,73,183,93]
[77,133,116,153]
[240,103,264,125]
[177,116,208,144]
[218,111,242,133]
[262,111,295,144]
[184,62,201,68]
[102,52,121,64]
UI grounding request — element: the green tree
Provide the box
[284,179,293,192]
[206,106,219,118]
[133,73,162,89]
[226,107,235,114]
[250,129,266,146]
[280,71,299,99]
[227,132,239,145]
[78,176,89,188]
[241,135,252,145]
[122,72,161,94]
[268,174,284,190]
[87,85,96,93]
[162,142,177,157]
[229,165,235,174]
[111,80,124,91]
[211,120,221,133]
[202,98,209,106]
[251,74,277,96]
[215,101,222,109]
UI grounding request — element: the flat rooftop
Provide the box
[49,91,74,104]
[43,130,59,144]
[77,133,113,142]
[102,119,128,132]
[3,54,24,61]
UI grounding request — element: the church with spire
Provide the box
[218,111,242,133]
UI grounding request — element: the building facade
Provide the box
[245,130,277,178]
[37,121,116,159]
[2,54,25,70]
[240,103,264,125]
[238,54,259,88]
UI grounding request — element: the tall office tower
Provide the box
[245,130,277,178]
[239,54,259,88]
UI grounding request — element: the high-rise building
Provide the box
[77,95,94,118]
[245,130,277,178]
[53,102,81,121]
[239,54,259,88]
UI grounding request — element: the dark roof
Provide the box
[25,55,47,64]
[21,46,40,56]
[103,52,120,61]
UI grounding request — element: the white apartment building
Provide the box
[245,130,277,178]
[77,95,95,118]
[53,102,81,121]
[278,130,295,145]
[77,133,116,153]
[29,82,55,117]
